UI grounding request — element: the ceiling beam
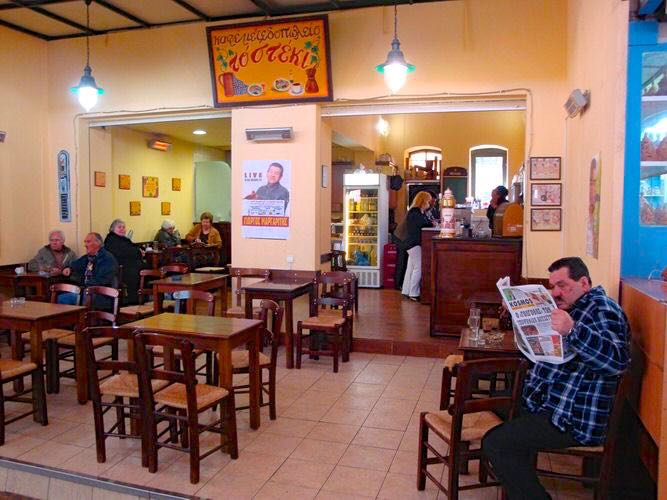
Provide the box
[9,0,97,34]
[249,0,274,16]
[0,0,78,11]
[0,17,51,39]
[329,0,341,8]
[93,0,150,27]
[170,0,209,21]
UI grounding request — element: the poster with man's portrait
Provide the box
[241,160,291,239]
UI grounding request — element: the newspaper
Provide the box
[496,277,575,365]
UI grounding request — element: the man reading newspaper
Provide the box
[482,257,630,500]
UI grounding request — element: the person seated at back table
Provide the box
[482,257,630,500]
[104,219,145,305]
[28,229,77,275]
[60,233,118,308]
[155,219,181,248]
[185,212,222,248]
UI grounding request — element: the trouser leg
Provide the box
[407,246,422,297]
[401,250,415,296]
[482,412,580,500]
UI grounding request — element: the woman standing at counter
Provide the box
[402,191,433,301]
[486,185,509,230]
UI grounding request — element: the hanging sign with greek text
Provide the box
[206,16,332,107]
[57,150,71,222]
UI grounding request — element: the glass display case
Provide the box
[640,51,667,226]
[622,22,667,277]
[343,173,388,288]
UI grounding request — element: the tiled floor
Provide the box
[0,345,592,500]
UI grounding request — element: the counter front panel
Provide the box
[429,237,522,337]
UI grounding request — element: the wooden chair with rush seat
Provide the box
[53,286,120,392]
[135,331,237,484]
[149,290,216,384]
[118,269,164,322]
[418,358,529,499]
[230,299,283,420]
[296,296,351,373]
[224,267,271,319]
[318,272,355,358]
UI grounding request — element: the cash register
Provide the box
[492,202,524,237]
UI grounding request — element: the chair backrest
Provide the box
[172,290,216,316]
[49,283,82,304]
[229,267,271,307]
[160,264,189,276]
[135,332,199,415]
[83,326,138,399]
[448,358,528,442]
[259,299,284,365]
[316,296,349,317]
[85,309,117,327]
[84,285,120,316]
[137,269,164,305]
[320,271,352,296]
[330,250,347,271]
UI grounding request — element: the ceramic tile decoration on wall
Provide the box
[172,177,181,191]
[142,176,159,197]
[118,174,130,190]
[161,201,171,215]
[94,171,106,187]
[530,183,562,206]
[129,201,141,216]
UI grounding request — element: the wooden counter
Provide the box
[620,278,665,491]
[420,228,438,304]
[429,237,522,337]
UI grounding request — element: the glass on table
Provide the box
[468,305,481,343]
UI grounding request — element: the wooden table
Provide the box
[243,278,317,369]
[0,272,57,301]
[458,327,520,361]
[0,301,86,404]
[126,313,263,457]
[152,273,228,315]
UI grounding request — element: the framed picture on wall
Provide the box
[529,157,561,180]
[118,174,131,190]
[530,183,561,206]
[161,202,171,215]
[531,208,561,231]
[94,171,106,187]
[129,201,141,216]
[172,178,181,191]
[142,176,159,197]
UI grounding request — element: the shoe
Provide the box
[409,296,420,302]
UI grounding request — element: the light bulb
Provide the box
[383,62,408,94]
[77,85,99,112]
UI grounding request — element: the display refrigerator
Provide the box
[343,172,388,288]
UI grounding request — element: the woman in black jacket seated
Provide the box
[104,219,144,304]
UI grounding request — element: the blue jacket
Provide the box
[67,247,119,288]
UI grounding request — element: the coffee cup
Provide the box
[291,82,303,94]
[14,266,25,275]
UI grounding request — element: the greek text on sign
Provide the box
[206,16,332,107]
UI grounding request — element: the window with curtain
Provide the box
[469,146,508,206]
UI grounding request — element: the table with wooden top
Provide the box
[143,249,163,270]
[152,272,228,315]
[0,301,86,404]
[126,313,263,457]
[243,276,318,369]
[0,271,59,301]
[458,327,520,361]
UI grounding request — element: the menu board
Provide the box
[206,16,332,107]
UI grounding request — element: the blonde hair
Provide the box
[410,191,432,210]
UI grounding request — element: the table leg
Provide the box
[218,346,239,459]
[10,330,25,393]
[153,284,162,315]
[220,280,227,317]
[29,324,45,420]
[74,318,89,404]
[248,326,261,430]
[285,300,294,369]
